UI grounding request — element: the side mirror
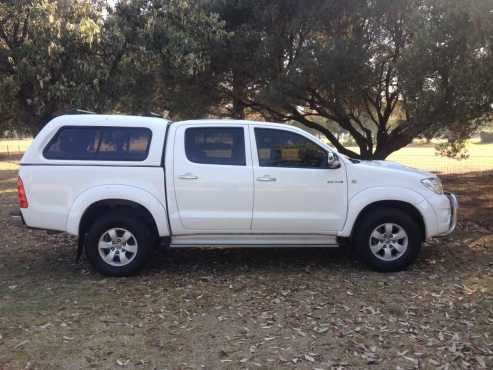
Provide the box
[327,151,341,169]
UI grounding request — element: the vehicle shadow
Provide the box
[145,246,356,276]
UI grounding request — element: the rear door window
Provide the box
[185,127,246,166]
[43,126,152,161]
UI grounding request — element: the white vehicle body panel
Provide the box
[18,115,457,248]
[21,166,169,235]
[341,159,453,239]
[65,183,169,236]
[170,122,254,232]
[247,124,347,233]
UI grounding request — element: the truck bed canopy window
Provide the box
[43,126,152,161]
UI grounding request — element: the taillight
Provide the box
[17,176,28,208]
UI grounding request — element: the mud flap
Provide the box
[76,234,87,263]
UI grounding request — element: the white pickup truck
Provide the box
[14,114,457,276]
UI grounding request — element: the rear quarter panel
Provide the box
[20,166,169,235]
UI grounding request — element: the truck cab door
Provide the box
[169,124,254,232]
[250,126,348,234]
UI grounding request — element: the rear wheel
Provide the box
[354,208,422,272]
[85,211,154,276]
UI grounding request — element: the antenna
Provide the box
[66,109,96,115]
[145,112,162,118]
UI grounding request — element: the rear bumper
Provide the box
[10,209,62,234]
[10,210,25,227]
[437,192,458,237]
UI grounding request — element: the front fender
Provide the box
[337,187,438,239]
[66,185,170,236]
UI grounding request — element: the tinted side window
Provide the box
[255,128,328,169]
[97,127,151,161]
[185,127,246,166]
[43,126,152,161]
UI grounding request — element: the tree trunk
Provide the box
[372,134,413,160]
[231,72,245,119]
[232,96,245,119]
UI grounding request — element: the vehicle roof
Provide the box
[44,115,311,140]
[52,116,289,129]
[176,119,288,128]
[49,115,314,139]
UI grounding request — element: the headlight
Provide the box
[421,177,443,194]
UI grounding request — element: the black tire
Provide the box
[353,208,422,272]
[85,210,155,276]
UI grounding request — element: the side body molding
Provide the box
[66,185,170,236]
[337,187,438,239]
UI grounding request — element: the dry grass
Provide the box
[0,159,492,369]
[0,157,23,171]
[387,141,493,174]
[347,140,493,174]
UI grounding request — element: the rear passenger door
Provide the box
[172,124,254,231]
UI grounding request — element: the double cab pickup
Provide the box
[15,114,458,276]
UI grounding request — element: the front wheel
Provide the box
[353,209,422,272]
[85,211,154,276]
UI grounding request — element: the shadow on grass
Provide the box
[146,246,354,275]
[442,170,493,228]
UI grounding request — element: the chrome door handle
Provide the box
[178,173,199,180]
[256,175,276,182]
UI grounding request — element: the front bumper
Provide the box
[437,192,458,236]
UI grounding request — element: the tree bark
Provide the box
[231,73,245,119]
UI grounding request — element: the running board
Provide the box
[169,234,338,248]
[169,244,339,248]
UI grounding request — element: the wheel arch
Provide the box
[350,200,426,242]
[66,185,170,237]
[338,187,435,240]
[78,199,159,239]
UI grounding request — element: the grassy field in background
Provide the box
[346,139,493,174]
[387,141,493,174]
[1,137,492,174]
[0,138,32,155]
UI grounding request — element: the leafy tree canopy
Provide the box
[201,0,493,159]
[1,0,492,159]
[0,0,224,133]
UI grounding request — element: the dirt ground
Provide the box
[0,165,492,370]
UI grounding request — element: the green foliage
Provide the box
[0,0,106,132]
[199,0,493,159]
[0,0,225,133]
[99,0,226,118]
[1,0,492,160]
